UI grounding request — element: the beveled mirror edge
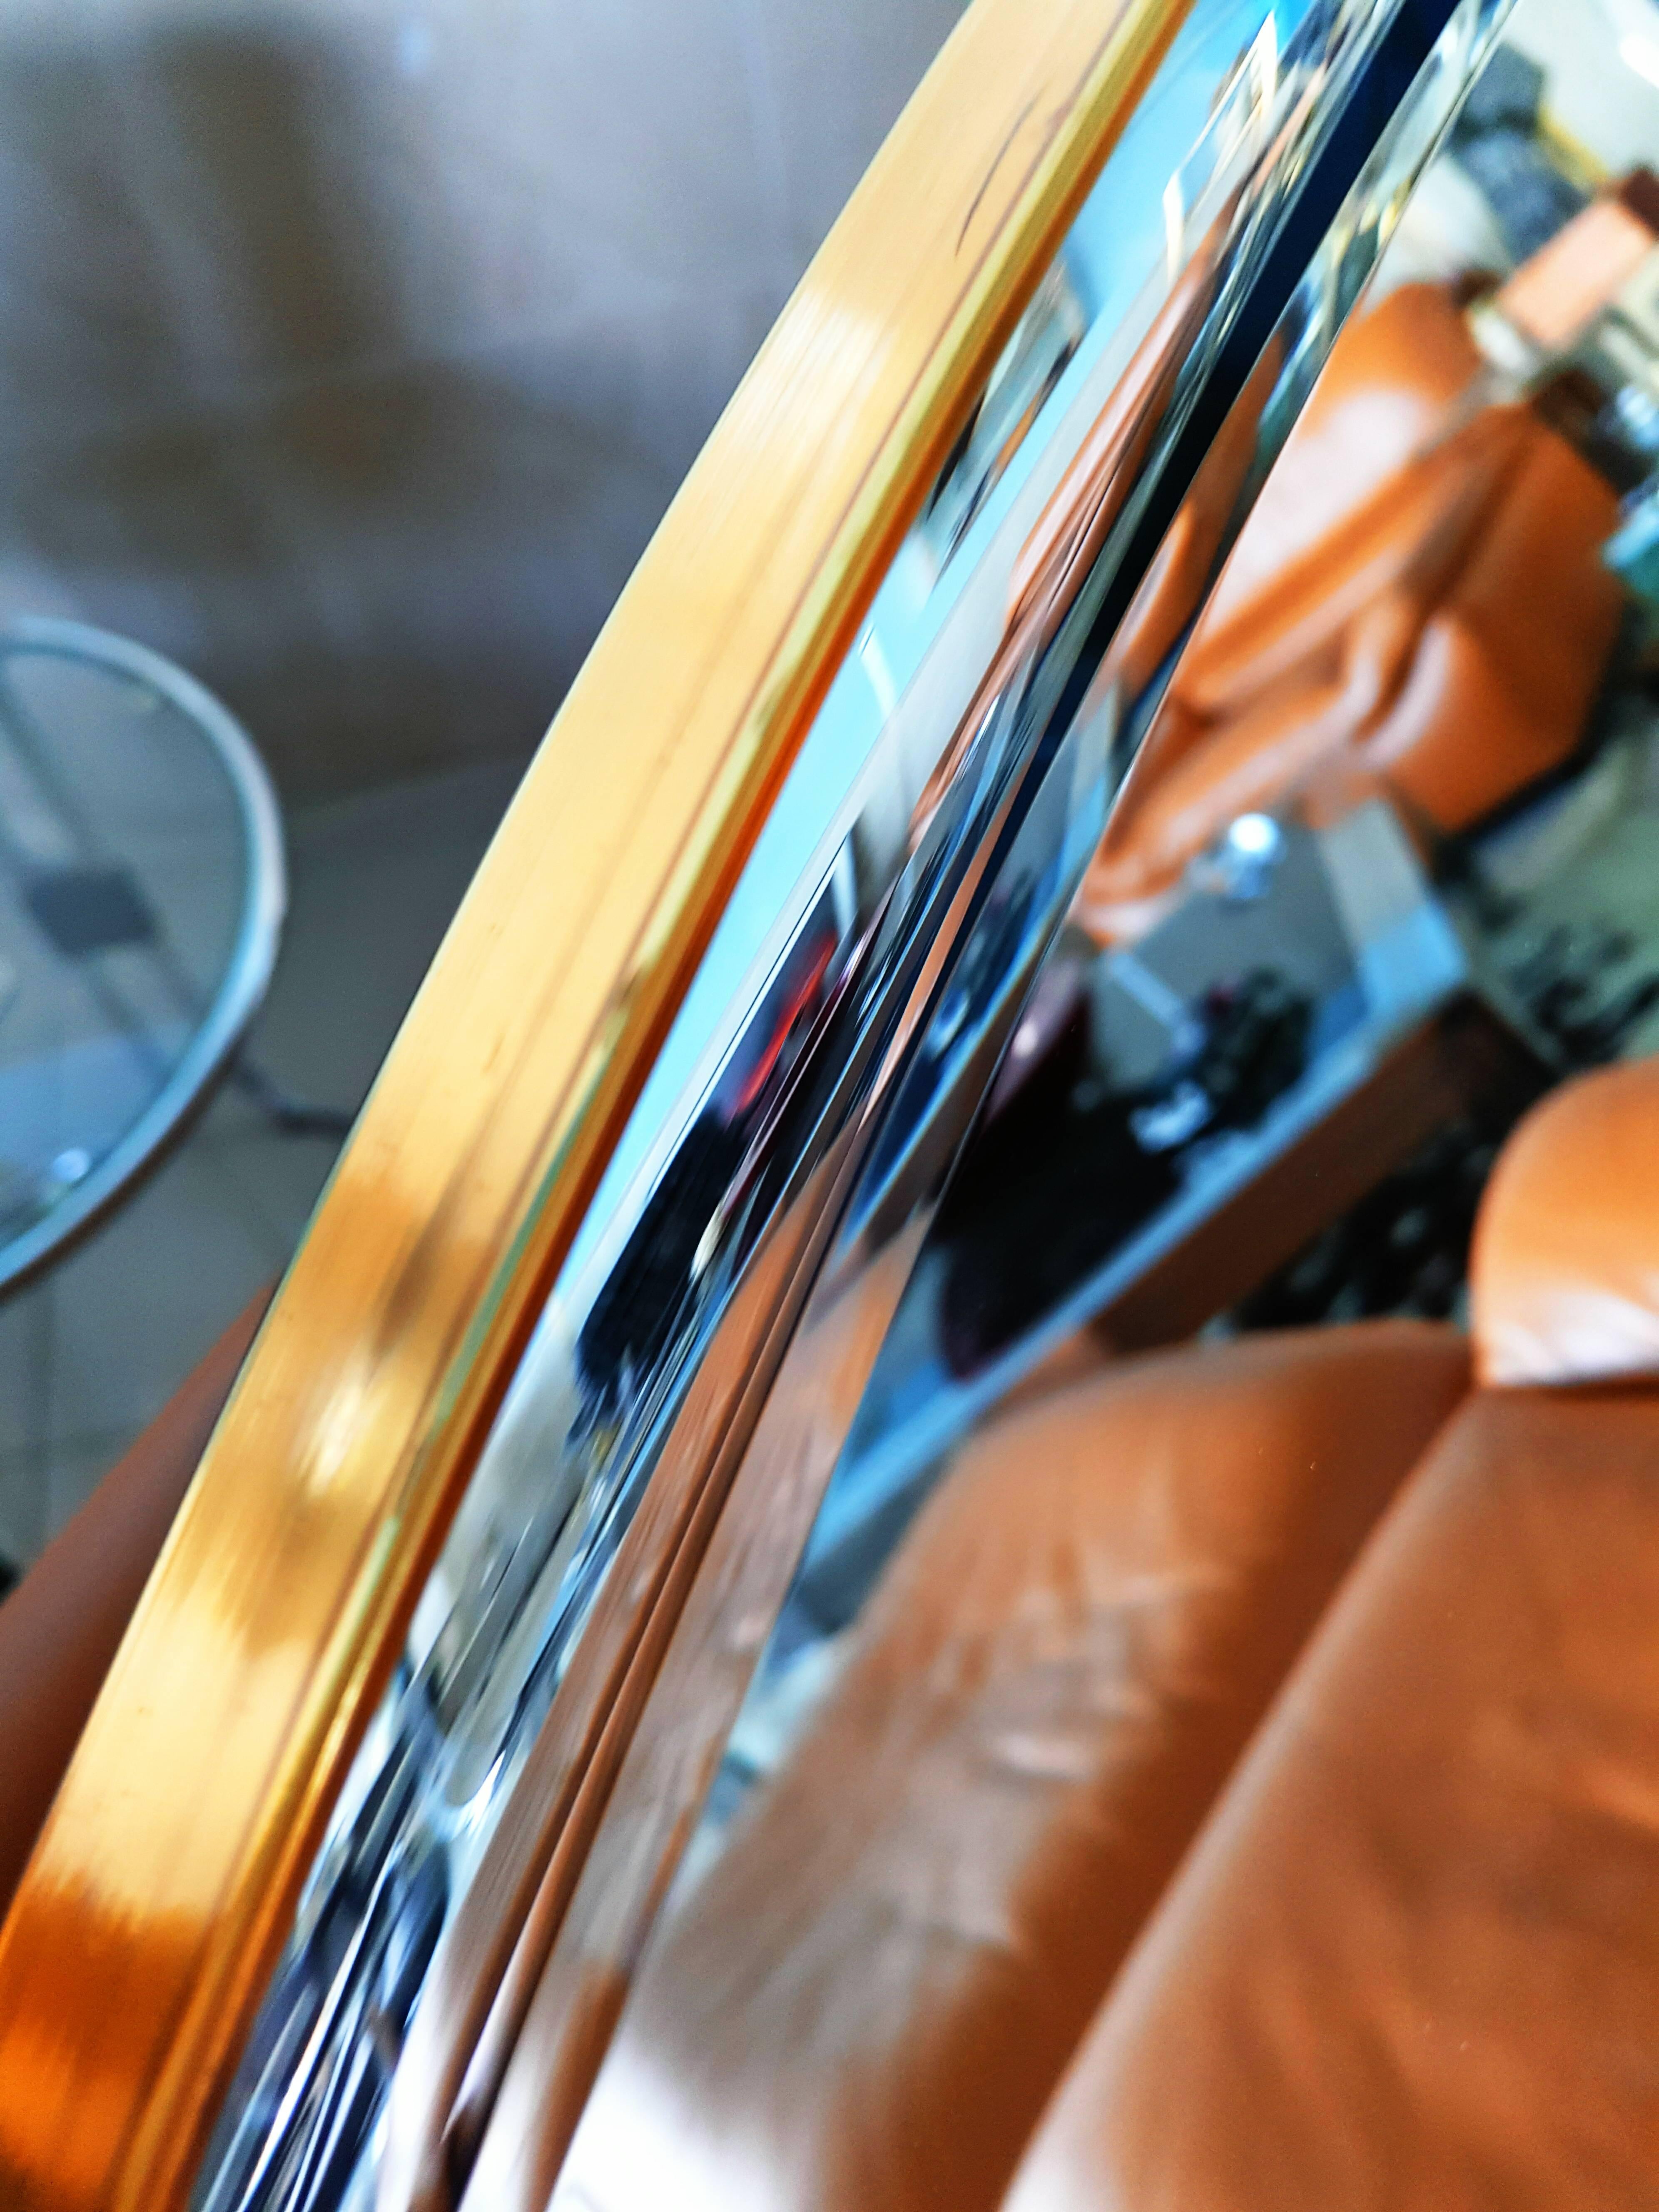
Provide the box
[0,4,1199,2207]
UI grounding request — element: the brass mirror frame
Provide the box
[0,2,1195,2204]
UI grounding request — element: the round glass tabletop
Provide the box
[0,617,284,1295]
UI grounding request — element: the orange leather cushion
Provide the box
[555,1322,1467,2212]
[1197,279,1487,627]
[1173,403,1520,723]
[1004,1382,1659,2211]
[1359,418,1622,831]
[1079,586,1428,929]
[1077,278,1622,945]
[0,1290,268,1921]
[1473,1058,1659,1388]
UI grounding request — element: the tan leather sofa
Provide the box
[1078,280,1624,944]
[1006,1054,1659,2208]
[556,1056,1659,2211]
[12,1058,1659,2209]
[555,1323,1469,2211]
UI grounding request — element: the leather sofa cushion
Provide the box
[0,1290,269,1921]
[555,1321,1467,2212]
[1474,1057,1659,1387]
[1078,278,1621,944]
[1005,1380,1659,2211]
[1358,413,1622,832]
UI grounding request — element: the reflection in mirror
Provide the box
[187,3,1337,2199]
[527,0,1659,2208]
[189,0,1555,2207]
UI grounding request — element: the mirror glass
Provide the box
[531,0,1659,2205]
[189,0,1586,2201]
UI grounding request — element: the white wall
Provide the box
[1514,0,1659,180]
[0,0,966,795]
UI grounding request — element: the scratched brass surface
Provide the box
[0,0,1193,2205]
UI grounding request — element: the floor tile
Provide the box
[1,758,518,1566]
[0,1279,51,1465]
[43,1138,279,1446]
[43,1428,141,1538]
[0,1437,49,1564]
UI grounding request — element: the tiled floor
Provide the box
[0,753,526,1569]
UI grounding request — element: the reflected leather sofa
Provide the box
[554,1325,1468,2209]
[1078,278,1623,944]
[555,1055,1659,2210]
[1004,1054,1659,2208]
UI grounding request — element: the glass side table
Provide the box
[0,617,284,1298]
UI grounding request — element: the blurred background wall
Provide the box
[0,0,967,800]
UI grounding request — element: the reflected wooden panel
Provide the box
[0,2,1194,2207]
